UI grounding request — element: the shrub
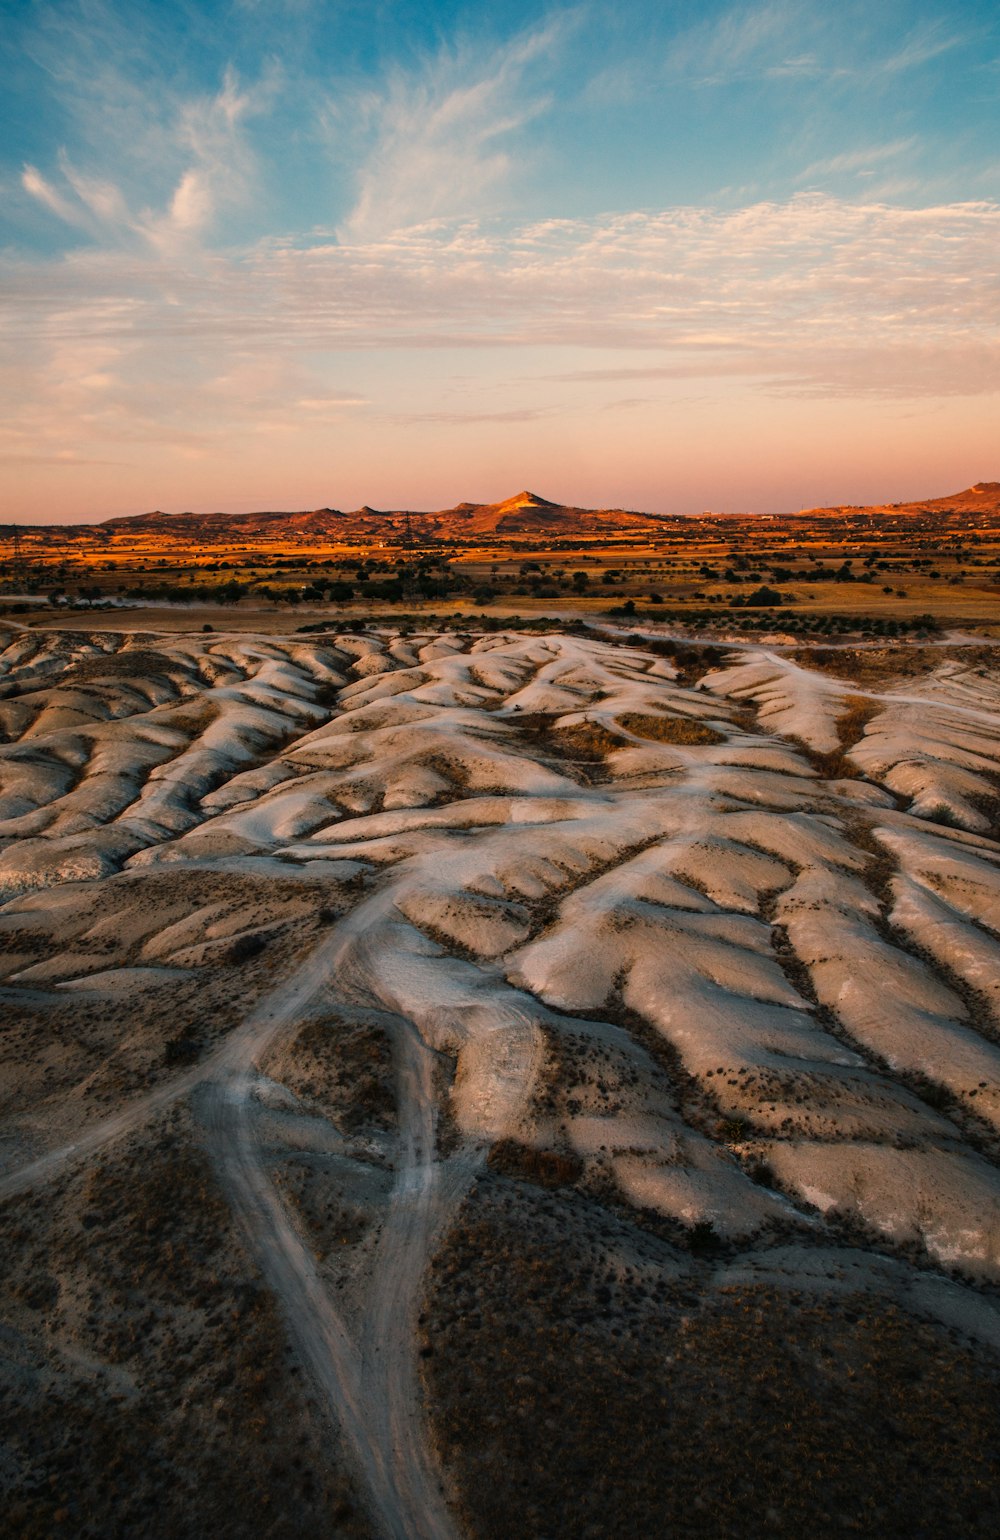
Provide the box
[486,1139,583,1188]
[226,932,268,965]
[619,712,725,746]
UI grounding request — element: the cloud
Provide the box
[333,16,574,240]
[665,1,825,86]
[297,396,369,410]
[795,138,917,183]
[2,452,124,466]
[22,165,88,229]
[2,192,998,480]
[18,43,263,254]
[879,19,966,75]
[392,405,558,426]
[664,2,971,89]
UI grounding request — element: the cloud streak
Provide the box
[2,192,998,480]
[19,37,265,254]
[665,1,971,88]
[331,15,574,239]
[795,138,918,182]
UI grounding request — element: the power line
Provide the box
[3,524,26,584]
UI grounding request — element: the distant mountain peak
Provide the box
[496,489,558,512]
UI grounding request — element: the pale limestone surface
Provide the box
[4,621,1000,1534]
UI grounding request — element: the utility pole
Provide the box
[3,524,26,587]
[403,508,414,550]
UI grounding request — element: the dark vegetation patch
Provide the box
[512,713,613,778]
[791,643,998,688]
[785,730,867,783]
[225,929,270,965]
[486,1138,583,1188]
[162,1024,203,1064]
[163,698,221,734]
[276,1015,397,1134]
[643,638,726,685]
[0,1123,370,1540]
[0,975,243,1116]
[0,869,352,1115]
[790,644,935,684]
[422,1181,1000,1540]
[618,710,726,746]
[968,783,1000,842]
[834,693,882,751]
[60,647,184,684]
[555,719,623,758]
[312,678,343,709]
[588,633,727,685]
[515,708,726,766]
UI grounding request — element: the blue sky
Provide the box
[2,0,998,518]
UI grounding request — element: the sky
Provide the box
[1,0,999,522]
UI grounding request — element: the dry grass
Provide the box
[513,713,617,772]
[272,1015,397,1134]
[422,1179,1000,1540]
[835,693,882,750]
[486,1138,584,1188]
[781,696,882,783]
[518,711,726,761]
[0,1121,371,1540]
[618,711,726,745]
[555,720,623,757]
[791,645,934,684]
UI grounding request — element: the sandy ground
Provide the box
[3,619,1000,1536]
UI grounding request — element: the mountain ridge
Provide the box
[8,482,999,540]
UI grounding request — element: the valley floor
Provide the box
[2,621,1000,1537]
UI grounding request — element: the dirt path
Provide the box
[0,913,468,1539]
[756,647,1000,724]
[198,896,477,1540]
[0,938,338,1202]
[0,864,539,1539]
[356,1020,475,1540]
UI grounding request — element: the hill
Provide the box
[796,482,1000,524]
[3,622,1000,1538]
[65,490,664,544]
[8,482,999,550]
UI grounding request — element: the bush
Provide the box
[619,712,725,746]
[486,1139,583,1188]
[226,932,268,965]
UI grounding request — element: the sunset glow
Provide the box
[2,0,998,521]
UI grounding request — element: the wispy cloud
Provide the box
[665,1,824,86]
[795,137,917,183]
[393,405,558,426]
[332,15,574,240]
[879,19,966,75]
[19,30,265,255]
[665,2,971,88]
[21,165,85,229]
